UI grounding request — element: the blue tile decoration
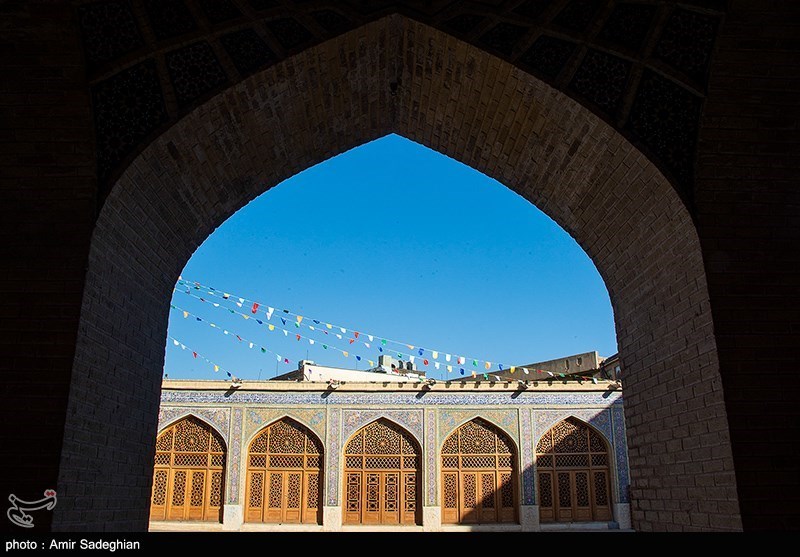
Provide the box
[228,407,243,504]
[425,409,436,505]
[244,407,325,444]
[341,409,423,448]
[437,409,519,447]
[612,406,630,503]
[533,408,614,446]
[158,406,230,444]
[158,387,625,511]
[161,389,622,407]
[520,408,535,505]
[326,408,341,506]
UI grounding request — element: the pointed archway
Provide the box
[342,419,421,526]
[536,417,613,523]
[244,417,323,525]
[441,418,518,525]
[150,416,226,522]
[56,15,739,531]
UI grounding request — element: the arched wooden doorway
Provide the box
[343,419,421,525]
[150,416,225,522]
[244,418,323,524]
[537,417,613,523]
[441,418,517,524]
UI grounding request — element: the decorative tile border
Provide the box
[437,408,519,446]
[162,390,622,407]
[326,408,341,506]
[340,409,424,448]
[612,406,630,503]
[425,409,437,506]
[227,407,243,504]
[158,406,230,444]
[243,407,326,443]
[520,408,535,505]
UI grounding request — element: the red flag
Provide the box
[296,334,301,341]
[423,359,429,366]
[284,358,289,364]
[236,335,242,341]
[251,302,259,314]
[354,331,360,339]
[192,352,197,359]
[349,338,355,344]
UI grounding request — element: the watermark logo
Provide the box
[7,490,57,528]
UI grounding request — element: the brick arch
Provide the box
[55,15,740,531]
[77,1,725,202]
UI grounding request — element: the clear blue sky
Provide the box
[164,134,616,381]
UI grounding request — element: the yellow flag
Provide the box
[183,311,188,318]
[368,360,375,367]
[432,351,438,359]
[297,316,303,324]
[326,323,332,329]
[510,366,516,374]
[268,324,275,331]
[343,351,349,358]
[407,344,414,350]
[447,365,453,373]
[242,315,249,320]
[213,365,219,372]
[485,362,491,370]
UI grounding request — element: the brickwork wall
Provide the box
[0,1,95,532]
[695,0,800,530]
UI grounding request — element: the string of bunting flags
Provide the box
[173,286,513,377]
[167,336,234,377]
[170,302,377,368]
[169,277,600,383]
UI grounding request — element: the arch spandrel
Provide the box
[341,409,424,449]
[244,408,326,445]
[157,409,230,446]
[437,410,519,452]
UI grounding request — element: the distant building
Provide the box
[151,352,630,532]
[466,351,623,383]
[272,355,427,383]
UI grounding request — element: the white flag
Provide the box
[446,354,451,362]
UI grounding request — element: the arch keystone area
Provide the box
[56,14,740,531]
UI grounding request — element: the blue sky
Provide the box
[164,134,616,381]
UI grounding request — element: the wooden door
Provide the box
[244,418,323,524]
[150,417,226,523]
[536,418,613,523]
[441,419,518,525]
[342,419,421,525]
